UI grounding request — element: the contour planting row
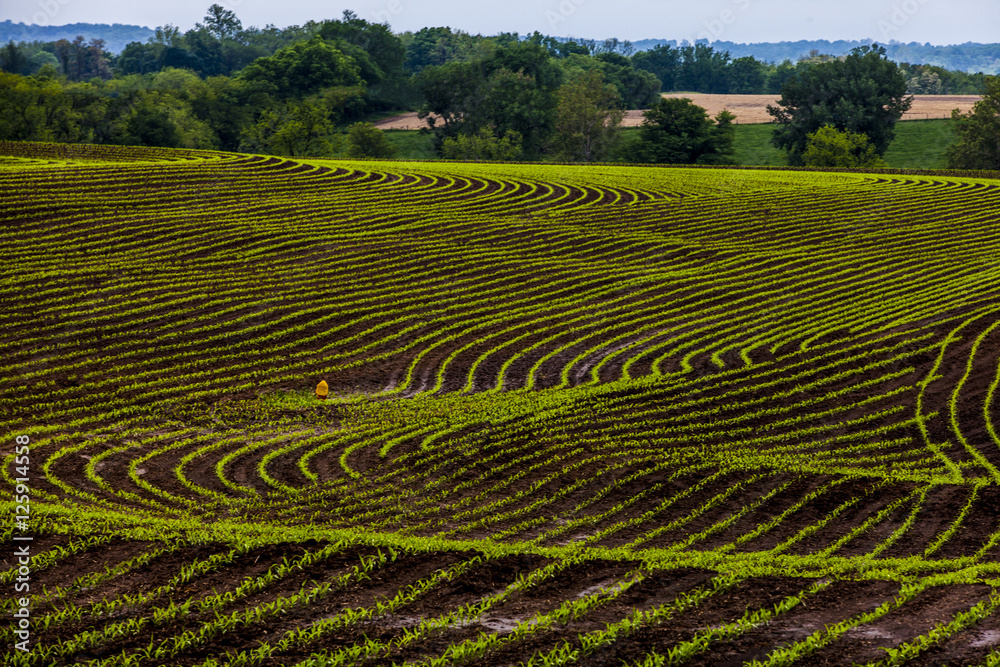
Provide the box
[12,391,1000,563]
[4,153,1000,478]
[7,145,1000,664]
[3,536,1000,667]
[4,162,1000,434]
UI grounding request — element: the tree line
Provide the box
[0,7,665,160]
[0,6,996,168]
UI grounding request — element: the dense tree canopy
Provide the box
[53,36,111,81]
[121,100,183,148]
[590,52,660,108]
[198,4,242,40]
[237,36,362,99]
[345,121,397,158]
[0,41,29,75]
[631,43,683,92]
[549,69,624,162]
[0,70,95,142]
[441,126,523,161]
[417,41,562,157]
[239,98,336,156]
[2,5,992,165]
[802,125,886,168]
[318,11,405,82]
[631,43,770,94]
[767,45,912,165]
[946,76,1000,170]
[623,97,735,164]
[402,27,482,74]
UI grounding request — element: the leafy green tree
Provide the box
[623,97,735,164]
[727,56,767,94]
[0,71,99,142]
[240,98,336,156]
[104,88,217,149]
[415,60,479,135]
[151,24,182,46]
[159,45,204,72]
[550,69,624,162]
[119,14,265,78]
[403,26,480,74]
[149,66,207,94]
[320,84,368,119]
[491,41,563,90]
[634,44,769,94]
[441,126,523,161]
[198,4,243,40]
[767,44,912,165]
[117,41,165,75]
[676,43,731,93]
[345,122,397,158]
[632,43,680,91]
[0,41,29,75]
[417,41,561,157]
[321,40,384,87]
[120,100,182,147]
[28,51,59,76]
[182,28,227,77]
[403,27,450,73]
[184,75,256,150]
[542,36,592,59]
[237,36,362,99]
[765,60,796,94]
[52,36,111,81]
[802,125,886,168]
[898,62,985,95]
[946,76,1000,170]
[905,66,944,94]
[589,52,660,108]
[473,67,555,157]
[317,11,406,83]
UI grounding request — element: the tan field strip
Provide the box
[659,93,981,124]
[373,93,981,129]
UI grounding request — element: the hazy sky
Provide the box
[7,0,999,45]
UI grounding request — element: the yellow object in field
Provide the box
[316,380,329,400]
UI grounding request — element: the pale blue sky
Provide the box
[5,0,998,45]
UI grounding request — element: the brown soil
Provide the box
[6,143,1000,667]
[795,584,994,665]
[372,94,980,129]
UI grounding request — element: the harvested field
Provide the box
[660,93,981,123]
[373,93,981,129]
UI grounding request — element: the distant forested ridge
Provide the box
[0,21,154,54]
[631,39,1000,75]
[0,6,994,165]
[3,20,997,73]
[4,22,998,73]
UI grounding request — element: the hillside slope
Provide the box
[3,143,1000,665]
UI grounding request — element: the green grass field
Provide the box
[377,119,957,169]
[732,119,958,169]
[3,140,1000,665]
[382,128,437,159]
[882,119,958,168]
[730,123,787,166]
